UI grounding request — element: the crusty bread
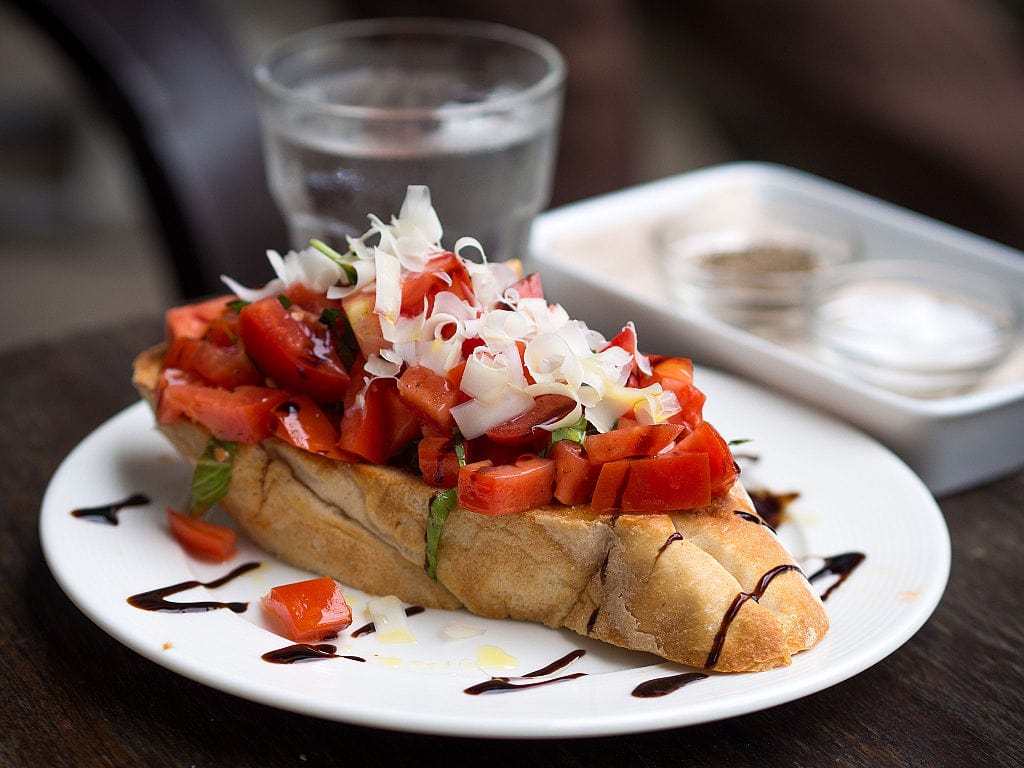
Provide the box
[134,345,828,671]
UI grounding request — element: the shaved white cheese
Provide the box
[460,348,521,403]
[524,333,584,389]
[373,249,402,324]
[218,185,698,451]
[364,351,402,378]
[220,273,282,303]
[451,387,534,440]
[453,236,486,262]
[633,385,681,425]
[325,258,377,299]
[367,595,417,644]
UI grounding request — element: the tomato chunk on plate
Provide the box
[261,577,353,643]
[166,508,237,562]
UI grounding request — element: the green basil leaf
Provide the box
[424,488,458,581]
[277,294,293,309]
[547,415,588,450]
[189,438,237,517]
[226,299,249,313]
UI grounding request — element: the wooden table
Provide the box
[2,320,1021,767]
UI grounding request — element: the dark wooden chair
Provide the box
[11,0,289,298]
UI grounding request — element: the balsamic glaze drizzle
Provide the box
[657,532,683,557]
[465,673,586,695]
[705,564,801,669]
[733,510,776,534]
[127,561,260,613]
[350,605,425,638]
[631,672,708,698]
[807,552,866,601]
[262,643,366,664]
[464,649,587,695]
[71,493,150,525]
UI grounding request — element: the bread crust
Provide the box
[134,345,827,671]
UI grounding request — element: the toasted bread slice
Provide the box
[134,345,827,671]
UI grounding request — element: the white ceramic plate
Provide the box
[40,369,950,739]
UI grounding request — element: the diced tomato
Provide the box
[584,423,684,464]
[590,460,632,512]
[485,394,576,446]
[163,338,263,389]
[458,455,555,515]
[601,324,639,358]
[550,440,601,506]
[465,434,543,466]
[620,452,711,511]
[445,360,468,390]
[397,365,461,432]
[661,379,706,431]
[502,272,545,303]
[157,375,288,443]
[382,383,421,457]
[166,508,237,562]
[165,295,235,342]
[282,283,344,317]
[418,435,461,488]
[337,360,418,464]
[672,422,739,494]
[204,306,243,347]
[650,356,695,385]
[399,252,476,317]
[271,396,342,457]
[238,295,350,402]
[261,576,353,643]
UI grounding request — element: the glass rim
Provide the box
[254,17,567,121]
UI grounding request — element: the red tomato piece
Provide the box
[601,324,639,358]
[158,377,288,443]
[271,396,342,457]
[204,306,244,347]
[485,395,576,446]
[165,295,235,342]
[400,252,476,317]
[418,436,461,488]
[465,434,544,466]
[651,356,695,385]
[261,577,353,643]
[163,338,263,389]
[458,455,555,515]
[672,422,739,494]
[620,452,711,511]
[583,423,684,464]
[661,379,706,431]
[550,440,601,506]
[337,360,419,464]
[166,508,237,562]
[239,296,350,403]
[502,272,545,303]
[590,460,632,512]
[397,365,461,432]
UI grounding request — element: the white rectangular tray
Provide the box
[526,162,1024,496]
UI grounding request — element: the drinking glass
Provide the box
[255,17,566,261]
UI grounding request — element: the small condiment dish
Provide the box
[653,183,858,333]
[808,259,1020,397]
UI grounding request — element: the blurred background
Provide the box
[4,0,1024,352]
